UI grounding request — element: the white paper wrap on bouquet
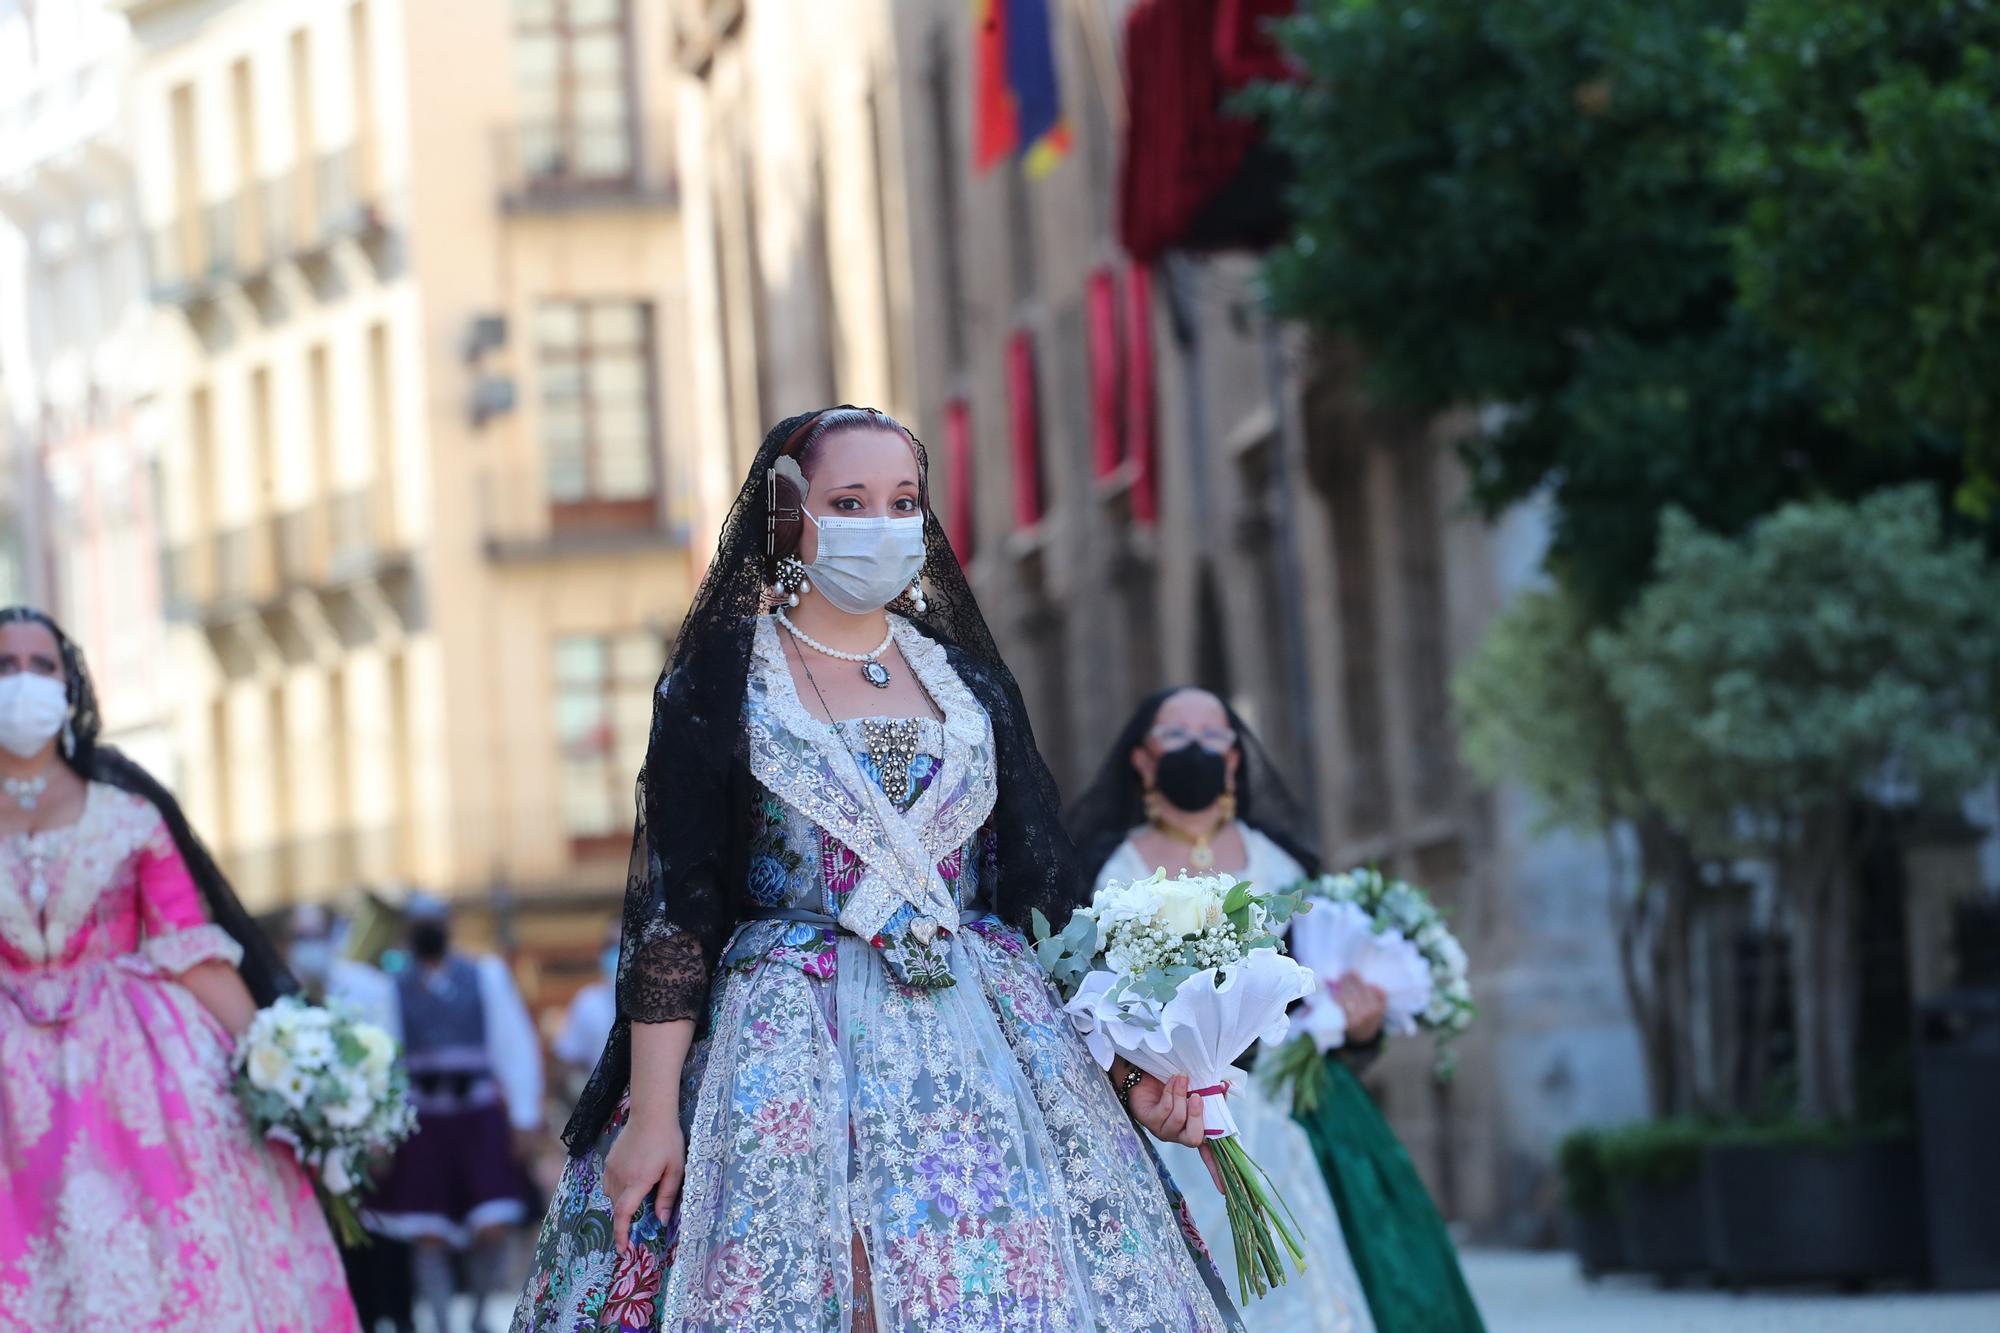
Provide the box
[1288,900,1434,1051]
[1064,947,1316,1139]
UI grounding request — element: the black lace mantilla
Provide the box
[1065,687,1325,885]
[564,409,1088,1154]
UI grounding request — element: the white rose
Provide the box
[1154,877,1212,939]
[246,1040,294,1092]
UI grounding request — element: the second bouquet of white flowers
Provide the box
[1033,869,1315,1303]
[233,995,418,1245]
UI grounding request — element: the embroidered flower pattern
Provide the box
[512,651,1233,1332]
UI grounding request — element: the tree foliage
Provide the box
[1595,484,2000,837]
[1723,0,2000,514]
[1255,0,1978,618]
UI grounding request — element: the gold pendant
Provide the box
[1191,840,1215,871]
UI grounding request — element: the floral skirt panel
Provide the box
[0,956,360,1332]
[515,923,1238,1332]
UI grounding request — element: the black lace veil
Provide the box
[0,605,298,1006]
[566,407,1087,1153]
[1065,687,1325,884]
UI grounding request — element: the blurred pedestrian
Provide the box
[290,903,416,1333]
[1070,686,1486,1333]
[0,606,358,1328]
[551,921,619,1103]
[513,408,1238,1330]
[369,894,543,1333]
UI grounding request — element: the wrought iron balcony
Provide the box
[494,119,676,213]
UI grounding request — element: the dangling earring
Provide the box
[60,719,75,758]
[1217,786,1237,824]
[1143,785,1163,824]
[889,575,928,617]
[760,555,811,613]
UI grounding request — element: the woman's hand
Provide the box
[1125,1070,1208,1149]
[1335,973,1388,1045]
[602,1111,686,1257]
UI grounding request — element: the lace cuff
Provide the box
[144,923,244,975]
[619,922,710,1023]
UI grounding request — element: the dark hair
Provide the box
[766,406,928,569]
[1065,685,1323,883]
[0,605,297,1006]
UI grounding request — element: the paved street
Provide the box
[1461,1249,2000,1333]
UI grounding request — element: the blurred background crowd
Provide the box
[2,0,1998,1324]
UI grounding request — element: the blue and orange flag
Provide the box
[974,0,1073,177]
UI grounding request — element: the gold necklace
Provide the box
[1150,813,1232,871]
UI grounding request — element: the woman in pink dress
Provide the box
[0,606,359,1331]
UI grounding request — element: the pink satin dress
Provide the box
[0,781,359,1331]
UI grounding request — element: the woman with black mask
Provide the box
[1070,688,1485,1333]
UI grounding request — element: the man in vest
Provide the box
[368,894,543,1333]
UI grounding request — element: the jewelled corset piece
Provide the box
[859,718,925,806]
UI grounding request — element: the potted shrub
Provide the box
[1558,1128,1627,1278]
[1602,1121,1710,1283]
[1703,1121,1927,1288]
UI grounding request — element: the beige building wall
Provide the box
[123,0,705,1007]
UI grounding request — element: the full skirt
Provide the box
[515,926,1238,1332]
[0,957,360,1331]
[1292,1059,1485,1333]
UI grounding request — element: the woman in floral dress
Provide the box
[514,409,1239,1332]
[0,606,358,1330]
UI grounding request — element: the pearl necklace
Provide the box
[776,609,897,688]
[4,774,49,812]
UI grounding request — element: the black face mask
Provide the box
[1152,743,1229,813]
[409,921,449,962]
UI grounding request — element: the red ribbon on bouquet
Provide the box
[1192,1080,1232,1135]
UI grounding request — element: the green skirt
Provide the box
[1292,1057,1486,1333]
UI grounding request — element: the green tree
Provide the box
[1455,586,1717,1118]
[1593,486,2000,1120]
[1724,0,2000,515]
[1255,0,1969,618]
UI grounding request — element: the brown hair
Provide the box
[766,406,927,570]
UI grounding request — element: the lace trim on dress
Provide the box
[142,923,245,975]
[0,785,164,965]
[744,615,997,943]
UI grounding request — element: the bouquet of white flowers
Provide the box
[233,995,418,1245]
[1034,869,1316,1303]
[1266,868,1475,1105]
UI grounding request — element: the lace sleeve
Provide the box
[619,916,713,1024]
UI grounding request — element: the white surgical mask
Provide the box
[0,674,70,759]
[805,512,926,614]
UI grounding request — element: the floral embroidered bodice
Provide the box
[0,783,240,989]
[727,614,1003,987]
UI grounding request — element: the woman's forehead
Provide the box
[806,427,920,482]
[0,619,60,658]
[1155,689,1226,729]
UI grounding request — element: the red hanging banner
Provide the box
[1123,264,1158,525]
[945,396,976,562]
[1086,268,1123,480]
[1006,329,1045,529]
